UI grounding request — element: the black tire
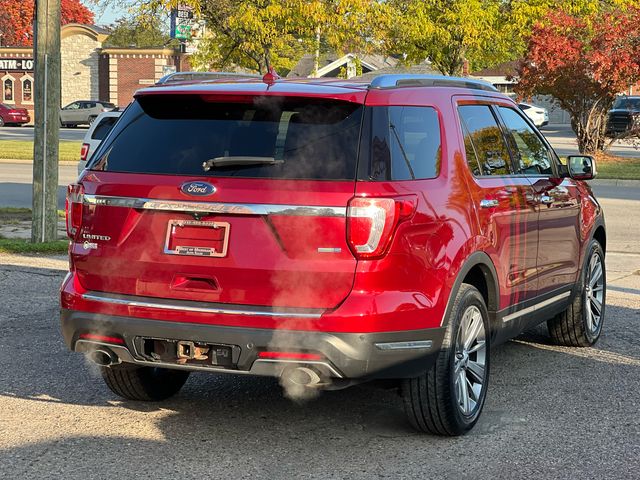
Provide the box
[402,284,490,436]
[547,239,606,347]
[88,115,96,125]
[100,363,190,401]
[0,117,4,127]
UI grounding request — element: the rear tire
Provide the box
[547,239,606,347]
[100,363,190,401]
[402,284,490,435]
[88,115,96,125]
[0,117,4,127]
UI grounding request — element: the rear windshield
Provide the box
[91,116,119,140]
[88,95,363,180]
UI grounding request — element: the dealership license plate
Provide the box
[164,219,230,257]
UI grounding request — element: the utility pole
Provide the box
[32,0,61,243]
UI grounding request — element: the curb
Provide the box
[589,179,640,187]
[0,158,77,166]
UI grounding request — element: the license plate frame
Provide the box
[164,219,230,257]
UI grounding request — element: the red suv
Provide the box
[60,74,606,435]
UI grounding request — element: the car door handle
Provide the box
[480,199,499,208]
[539,195,554,204]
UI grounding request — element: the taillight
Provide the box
[65,183,84,238]
[347,197,415,259]
[80,143,90,162]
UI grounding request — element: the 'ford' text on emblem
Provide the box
[180,181,216,196]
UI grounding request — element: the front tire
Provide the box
[547,239,606,347]
[402,284,490,435]
[100,363,190,401]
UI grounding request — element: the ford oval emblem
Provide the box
[180,181,216,196]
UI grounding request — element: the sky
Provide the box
[82,1,129,25]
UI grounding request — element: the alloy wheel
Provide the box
[453,305,487,416]
[585,251,605,334]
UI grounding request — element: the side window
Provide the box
[498,107,552,175]
[458,105,511,176]
[363,106,441,181]
[65,102,80,110]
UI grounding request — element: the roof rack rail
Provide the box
[368,74,498,92]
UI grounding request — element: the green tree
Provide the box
[386,0,512,76]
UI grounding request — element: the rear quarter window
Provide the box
[358,106,441,181]
[88,95,363,181]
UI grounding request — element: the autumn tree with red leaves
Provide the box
[0,0,94,47]
[516,8,640,154]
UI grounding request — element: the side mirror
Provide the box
[567,155,596,180]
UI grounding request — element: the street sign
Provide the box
[175,24,192,40]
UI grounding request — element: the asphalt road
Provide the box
[0,125,87,142]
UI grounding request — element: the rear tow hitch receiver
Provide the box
[137,337,238,368]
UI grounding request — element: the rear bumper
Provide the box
[61,308,445,380]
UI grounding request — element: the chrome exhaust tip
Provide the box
[283,366,322,387]
[88,349,120,367]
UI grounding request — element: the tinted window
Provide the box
[498,107,552,175]
[458,105,511,176]
[89,95,363,180]
[359,106,441,181]
[91,116,119,140]
[612,97,640,110]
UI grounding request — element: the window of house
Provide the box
[2,76,15,103]
[21,77,33,104]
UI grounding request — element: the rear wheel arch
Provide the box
[592,225,606,253]
[442,252,499,330]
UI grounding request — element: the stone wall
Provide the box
[61,33,101,107]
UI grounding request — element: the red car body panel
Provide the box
[60,77,605,377]
[0,104,30,125]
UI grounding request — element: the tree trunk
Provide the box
[571,106,609,155]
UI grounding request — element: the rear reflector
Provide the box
[347,197,415,259]
[80,143,90,162]
[78,333,125,345]
[65,183,84,238]
[258,351,323,361]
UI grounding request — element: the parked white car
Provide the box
[518,102,549,128]
[78,110,122,174]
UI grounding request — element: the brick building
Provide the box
[0,24,183,123]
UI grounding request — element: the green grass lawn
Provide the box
[0,140,81,162]
[0,238,68,254]
[594,154,640,180]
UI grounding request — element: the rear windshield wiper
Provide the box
[202,156,283,171]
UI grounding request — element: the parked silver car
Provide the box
[60,100,116,127]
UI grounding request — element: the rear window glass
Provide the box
[88,95,363,180]
[91,116,119,140]
[358,106,441,181]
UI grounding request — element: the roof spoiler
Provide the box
[368,74,498,92]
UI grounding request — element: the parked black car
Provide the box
[606,96,640,136]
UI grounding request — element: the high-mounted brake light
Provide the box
[65,183,85,238]
[80,143,90,162]
[347,197,416,259]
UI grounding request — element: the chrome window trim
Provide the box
[83,194,346,217]
[81,291,324,319]
[502,291,571,323]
